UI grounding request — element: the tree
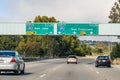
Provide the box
[34,15,58,23]
[80,43,92,56]
[41,16,49,22]
[109,0,120,60]
[34,16,42,22]
[109,0,120,23]
[0,36,19,50]
[49,17,58,23]
[110,43,120,60]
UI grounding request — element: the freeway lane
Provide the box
[0,58,120,80]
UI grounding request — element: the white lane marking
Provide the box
[40,74,46,78]
[96,71,99,74]
[82,63,100,75]
[35,74,47,80]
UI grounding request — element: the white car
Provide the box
[67,55,78,64]
[0,50,25,74]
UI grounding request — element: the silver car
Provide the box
[0,50,25,74]
[67,55,78,64]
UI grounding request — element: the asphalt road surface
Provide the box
[0,58,120,80]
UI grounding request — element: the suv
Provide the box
[0,50,25,74]
[95,56,111,67]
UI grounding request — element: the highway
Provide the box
[0,58,120,80]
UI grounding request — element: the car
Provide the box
[67,55,78,64]
[0,50,25,74]
[95,56,111,67]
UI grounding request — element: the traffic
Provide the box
[0,57,120,80]
[0,0,120,80]
[0,35,119,80]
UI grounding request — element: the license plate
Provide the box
[102,60,106,62]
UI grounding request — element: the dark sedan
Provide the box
[95,56,111,67]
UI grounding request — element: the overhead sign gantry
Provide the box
[0,23,120,35]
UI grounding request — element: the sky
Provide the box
[0,0,117,23]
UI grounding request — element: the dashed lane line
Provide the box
[84,64,100,75]
[36,74,47,80]
[40,74,46,78]
[96,71,100,74]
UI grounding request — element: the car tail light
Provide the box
[107,59,110,62]
[97,59,101,62]
[10,58,16,63]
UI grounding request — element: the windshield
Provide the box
[98,56,109,59]
[0,52,15,57]
[68,56,76,58]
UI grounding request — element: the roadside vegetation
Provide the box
[108,0,120,64]
[0,35,93,58]
[110,43,120,64]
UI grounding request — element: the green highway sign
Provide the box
[26,23,54,35]
[26,23,99,35]
[57,23,99,35]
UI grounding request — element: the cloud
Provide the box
[0,0,117,22]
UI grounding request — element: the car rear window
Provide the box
[0,52,15,57]
[98,56,109,59]
[68,56,76,58]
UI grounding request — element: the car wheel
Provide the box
[108,65,111,68]
[14,66,20,75]
[14,70,19,75]
[95,64,98,67]
[67,62,69,64]
[76,62,77,64]
[21,65,25,74]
